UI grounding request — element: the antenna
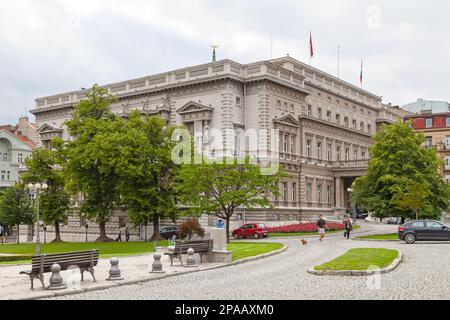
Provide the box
[210,44,220,63]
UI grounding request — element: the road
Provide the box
[48,221,450,300]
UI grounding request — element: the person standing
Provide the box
[0,224,4,244]
[125,227,130,242]
[116,230,122,242]
[317,215,327,243]
[344,217,353,240]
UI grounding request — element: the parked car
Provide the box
[355,212,368,219]
[387,217,400,225]
[398,220,450,244]
[232,223,268,239]
[160,225,179,239]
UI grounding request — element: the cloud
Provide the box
[0,0,449,124]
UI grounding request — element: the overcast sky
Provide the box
[0,0,449,124]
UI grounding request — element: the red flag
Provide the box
[360,59,363,85]
[309,32,314,58]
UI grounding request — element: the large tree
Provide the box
[114,111,179,241]
[60,84,124,242]
[22,147,71,242]
[0,183,34,243]
[177,157,286,243]
[351,120,450,222]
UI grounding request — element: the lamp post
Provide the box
[27,182,48,256]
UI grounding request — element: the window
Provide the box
[327,143,332,161]
[317,142,322,160]
[344,117,349,127]
[277,100,282,110]
[18,153,23,163]
[354,149,358,160]
[336,114,340,124]
[292,183,297,202]
[2,153,7,162]
[7,171,10,181]
[426,118,433,128]
[345,148,349,161]
[336,146,341,161]
[282,182,288,201]
[368,124,372,133]
[306,184,312,203]
[445,156,450,169]
[361,151,366,159]
[326,111,331,122]
[327,185,332,204]
[425,137,433,148]
[352,119,357,129]
[447,117,450,127]
[410,221,425,228]
[283,134,288,153]
[290,136,295,154]
[307,104,312,116]
[290,104,295,113]
[283,102,288,112]
[306,140,312,158]
[360,122,365,131]
[426,221,444,229]
[317,185,322,202]
[236,97,241,105]
[317,108,322,119]
[1,171,4,181]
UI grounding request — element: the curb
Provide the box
[351,238,400,242]
[268,227,374,240]
[20,244,288,300]
[307,250,403,277]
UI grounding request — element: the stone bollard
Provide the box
[106,257,124,281]
[151,253,165,273]
[185,247,198,267]
[47,263,67,290]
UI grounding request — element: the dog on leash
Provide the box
[301,239,308,245]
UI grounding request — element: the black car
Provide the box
[160,226,179,240]
[398,220,450,244]
[355,212,368,219]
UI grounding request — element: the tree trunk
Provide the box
[16,224,20,244]
[52,223,63,243]
[150,214,164,241]
[225,218,230,243]
[96,222,113,242]
[144,221,148,242]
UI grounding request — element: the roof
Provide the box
[402,99,450,114]
[0,130,36,149]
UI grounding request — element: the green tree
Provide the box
[22,147,71,242]
[177,157,286,243]
[0,183,33,243]
[351,120,450,221]
[114,111,179,241]
[61,84,124,242]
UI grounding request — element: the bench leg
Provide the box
[38,274,45,289]
[80,269,84,281]
[170,256,174,266]
[89,267,96,282]
[30,275,34,290]
[179,254,184,266]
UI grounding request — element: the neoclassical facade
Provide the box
[31,56,408,230]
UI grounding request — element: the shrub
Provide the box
[267,221,344,234]
[178,218,205,240]
[0,255,33,263]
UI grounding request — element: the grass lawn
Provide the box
[0,240,284,264]
[0,240,169,265]
[314,248,399,271]
[227,242,284,261]
[269,225,360,238]
[356,234,398,241]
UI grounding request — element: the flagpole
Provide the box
[337,45,340,78]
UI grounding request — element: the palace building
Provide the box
[29,56,409,240]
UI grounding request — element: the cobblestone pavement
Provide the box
[48,222,450,300]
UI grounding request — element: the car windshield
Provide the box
[258,224,266,228]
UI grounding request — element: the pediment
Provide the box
[37,123,63,134]
[273,114,299,127]
[177,101,214,115]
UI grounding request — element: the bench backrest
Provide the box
[172,240,213,254]
[30,250,99,273]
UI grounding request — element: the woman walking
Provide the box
[344,217,353,240]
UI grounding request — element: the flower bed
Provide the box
[267,221,345,234]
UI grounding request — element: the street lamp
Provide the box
[27,182,48,256]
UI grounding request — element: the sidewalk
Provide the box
[0,250,225,300]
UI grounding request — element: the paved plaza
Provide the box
[46,221,450,300]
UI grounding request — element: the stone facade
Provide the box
[30,56,406,238]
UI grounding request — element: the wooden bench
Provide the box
[164,239,213,266]
[20,250,99,289]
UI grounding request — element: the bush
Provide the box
[178,218,205,240]
[267,221,345,234]
[0,255,33,262]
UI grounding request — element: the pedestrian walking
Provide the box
[344,217,353,240]
[0,225,4,244]
[317,215,327,243]
[125,227,130,242]
[116,230,122,242]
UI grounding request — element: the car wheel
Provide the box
[233,233,240,240]
[404,233,416,244]
[253,233,260,239]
